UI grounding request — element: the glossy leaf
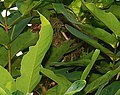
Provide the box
[99,81,120,95]
[79,24,118,48]
[81,49,100,80]
[11,17,33,40]
[82,0,120,37]
[0,83,12,95]
[0,27,10,46]
[0,66,15,93]
[65,24,117,61]
[64,80,86,95]
[84,66,120,93]
[16,12,53,94]
[53,3,80,24]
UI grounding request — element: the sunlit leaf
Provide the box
[0,66,15,93]
[16,12,53,94]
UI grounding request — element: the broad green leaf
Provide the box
[11,30,39,58]
[0,66,15,93]
[81,49,100,80]
[115,89,120,95]
[4,0,17,8]
[0,47,8,67]
[0,83,12,95]
[79,24,118,48]
[84,66,120,93]
[11,17,33,40]
[53,3,80,24]
[64,80,86,95]
[81,0,120,37]
[65,24,117,61]
[0,27,10,46]
[12,90,24,95]
[16,12,53,94]
[99,81,120,95]
[40,67,71,95]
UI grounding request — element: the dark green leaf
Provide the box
[99,81,120,95]
[4,0,17,8]
[0,27,10,46]
[53,3,80,24]
[11,17,33,40]
[84,66,120,93]
[65,24,117,61]
[82,1,120,37]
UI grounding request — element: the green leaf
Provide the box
[0,83,12,95]
[81,49,100,80]
[0,66,15,93]
[18,0,41,15]
[69,0,82,16]
[115,89,120,95]
[64,80,86,95]
[4,0,17,8]
[11,30,39,58]
[79,24,118,48]
[84,66,120,93]
[0,47,8,67]
[11,17,33,40]
[53,3,80,24]
[65,24,117,61]
[99,81,120,95]
[40,67,71,95]
[45,40,74,68]
[81,1,120,37]
[0,27,10,46]
[16,12,53,94]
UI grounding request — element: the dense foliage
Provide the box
[0,0,120,95]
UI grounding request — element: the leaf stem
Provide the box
[5,9,12,74]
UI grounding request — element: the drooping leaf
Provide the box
[81,49,100,80]
[99,81,120,95]
[0,66,16,93]
[64,80,86,95]
[11,17,33,40]
[84,66,120,94]
[0,83,12,95]
[16,12,53,94]
[79,24,118,48]
[0,27,10,46]
[81,0,120,37]
[53,3,80,24]
[65,24,117,61]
